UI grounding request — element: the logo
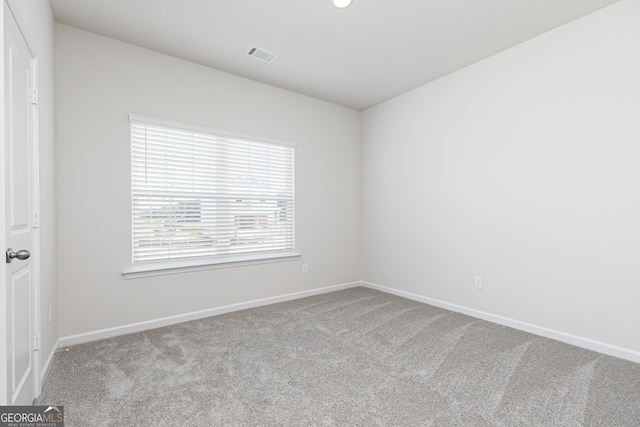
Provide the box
[0,406,64,427]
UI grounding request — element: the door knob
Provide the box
[6,248,30,263]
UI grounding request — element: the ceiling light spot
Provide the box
[333,0,352,8]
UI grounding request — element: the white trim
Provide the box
[362,281,640,364]
[56,280,640,364]
[59,282,360,347]
[5,0,37,58]
[123,251,301,279]
[0,0,7,406]
[128,114,297,148]
[30,53,42,399]
[37,338,59,398]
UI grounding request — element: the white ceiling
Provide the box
[49,0,621,111]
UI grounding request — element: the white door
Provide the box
[1,1,39,406]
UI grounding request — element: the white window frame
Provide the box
[122,114,299,279]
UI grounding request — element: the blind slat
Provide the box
[131,119,295,263]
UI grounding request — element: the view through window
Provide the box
[130,115,295,264]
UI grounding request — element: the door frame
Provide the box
[0,0,41,405]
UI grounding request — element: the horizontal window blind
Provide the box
[130,115,295,264]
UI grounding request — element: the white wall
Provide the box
[362,0,640,353]
[55,25,361,337]
[10,0,58,374]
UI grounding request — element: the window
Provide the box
[126,115,297,277]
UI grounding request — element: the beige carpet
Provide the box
[36,287,640,426]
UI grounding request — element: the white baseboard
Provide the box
[362,281,640,364]
[36,337,60,398]
[57,280,640,364]
[59,282,361,348]
[40,338,60,382]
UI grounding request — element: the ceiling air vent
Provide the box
[246,46,279,64]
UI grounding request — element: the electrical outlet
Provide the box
[474,276,483,289]
[302,264,308,274]
[48,304,52,324]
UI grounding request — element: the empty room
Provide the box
[1,0,639,425]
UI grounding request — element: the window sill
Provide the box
[122,251,301,280]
